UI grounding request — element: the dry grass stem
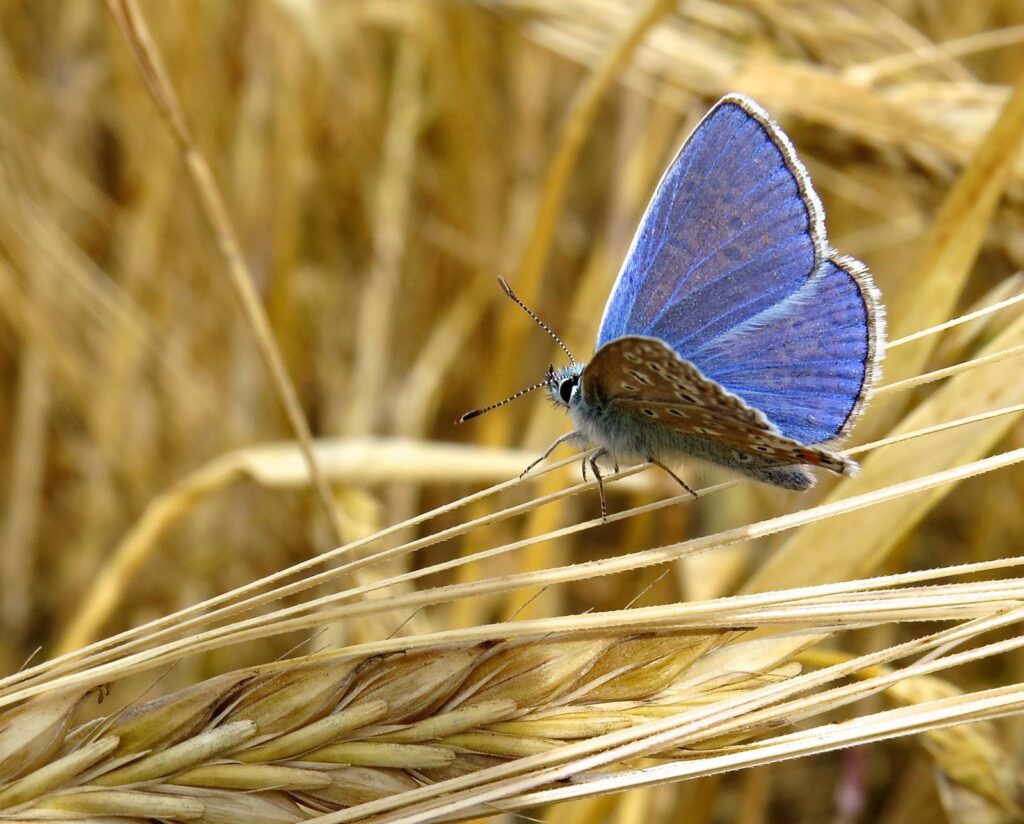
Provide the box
[3,604,1024,822]
[104,0,344,542]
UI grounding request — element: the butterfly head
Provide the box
[546,363,584,410]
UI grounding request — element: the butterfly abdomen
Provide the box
[569,390,819,490]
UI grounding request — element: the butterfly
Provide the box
[460,94,885,519]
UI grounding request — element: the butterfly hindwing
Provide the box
[596,94,825,353]
[582,336,854,477]
[690,255,885,444]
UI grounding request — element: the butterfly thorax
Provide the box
[549,358,650,466]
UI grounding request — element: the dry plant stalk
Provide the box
[0,631,750,820]
[103,0,344,543]
[3,601,1023,822]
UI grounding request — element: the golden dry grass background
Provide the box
[2,0,1024,821]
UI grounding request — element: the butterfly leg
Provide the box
[520,430,580,479]
[589,449,609,522]
[647,457,698,499]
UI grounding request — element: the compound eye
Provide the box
[559,376,577,404]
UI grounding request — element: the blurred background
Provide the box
[2,0,1024,821]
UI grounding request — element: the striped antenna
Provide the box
[455,374,550,424]
[456,279,574,425]
[498,277,576,366]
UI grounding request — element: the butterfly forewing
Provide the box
[582,336,854,476]
[596,95,825,354]
[584,336,768,426]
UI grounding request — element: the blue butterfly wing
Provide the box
[690,255,884,444]
[595,94,884,446]
[596,94,825,352]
